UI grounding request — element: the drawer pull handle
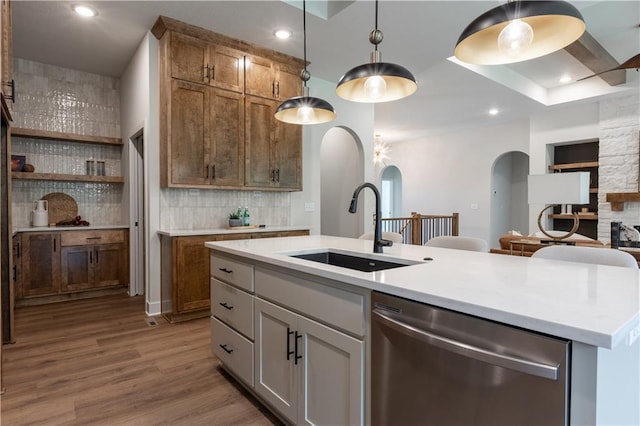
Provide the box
[219,302,233,310]
[219,344,233,354]
[218,268,233,274]
[286,327,294,360]
[294,331,302,365]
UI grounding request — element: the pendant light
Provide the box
[454,0,585,65]
[336,0,417,103]
[275,0,336,125]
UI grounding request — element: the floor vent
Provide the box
[146,317,159,327]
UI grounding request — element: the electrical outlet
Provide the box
[470,203,479,210]
[304,202,315,212]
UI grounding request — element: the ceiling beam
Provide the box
[564,30,625,86]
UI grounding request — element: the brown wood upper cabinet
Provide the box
[154,16,303,190]
[245,54,301,101]
[168,80,244,187]
[245,96,301,190]
[170,32,244,93]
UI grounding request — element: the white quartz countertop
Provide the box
[158,226,311,237]
[15,225,129,233]
[206,235,640,349]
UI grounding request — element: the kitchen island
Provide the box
[207,235,640,425]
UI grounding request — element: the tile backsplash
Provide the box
[160,189,291,230]
[11,58,123,228]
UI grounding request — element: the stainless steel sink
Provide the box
[289,250,418,272]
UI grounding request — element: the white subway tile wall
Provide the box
[11,58,122,228]
[597,93,640,242]
[11,58,292,230]
[160,189,291,230]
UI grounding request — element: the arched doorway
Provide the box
[381,165,402,218]
[490,151,529,247]
[320,127,364,238]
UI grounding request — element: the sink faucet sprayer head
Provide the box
[348,197,358,213]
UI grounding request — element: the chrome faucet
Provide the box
[348,183,393,253]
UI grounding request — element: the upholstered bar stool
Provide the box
[531,245,639,269]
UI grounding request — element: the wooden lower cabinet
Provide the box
[15,229,128,304]
[160,229,308,323]
[17,232,61,298]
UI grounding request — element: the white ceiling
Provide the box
[11,0,640,142]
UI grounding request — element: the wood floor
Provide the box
[1,294,281,425]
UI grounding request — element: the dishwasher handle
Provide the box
[373,309,560,381]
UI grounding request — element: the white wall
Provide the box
[291,77,375,235]
[320,127,364,238]
[490,151,529,246]
[120,32,161,315]
[390,120,530,243]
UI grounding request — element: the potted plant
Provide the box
[228,212,243,228]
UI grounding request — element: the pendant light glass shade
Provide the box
[336,0,417,103]
[455,0,585,65]
[275,0,335,125]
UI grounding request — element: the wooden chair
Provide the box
[425,236,488,252]
[531,245,639,268]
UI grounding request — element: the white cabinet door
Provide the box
[297,315,364,426]
[254,298,298,423]
[254,297,365,425]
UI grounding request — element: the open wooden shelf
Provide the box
[549,213,598,220]
[606,192,640,211]
[11,127,122,146]
[12,172,124,184]
[548,161,599,171]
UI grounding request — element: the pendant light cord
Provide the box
[374,0,379,52]
[302,0,308,88]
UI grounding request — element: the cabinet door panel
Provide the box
[170,80,210,185]
[21,233,60,297]
[61,246,93,291]
[175,236,211,312]
[245,55,275,99]
[93,243,126,288]
[170,32,208,83]
[274,121,302,190]
[254,298,297,423]
[298,316,364,426]
[245,96,275,187]
[276,62,301,101]
[210,46,244,92]
[210,89,244,187]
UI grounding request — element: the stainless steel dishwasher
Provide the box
[371,291,570,426]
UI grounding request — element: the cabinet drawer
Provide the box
[255,268,365,337]
[211,317,254,387]
[211,255,253,291]
[211,278,254,339]
[60,230,126,246]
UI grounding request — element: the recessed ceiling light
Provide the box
[73,5,98,17]
[274,29,292,40]
[559,75,572,84]
[489,108,500,116]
